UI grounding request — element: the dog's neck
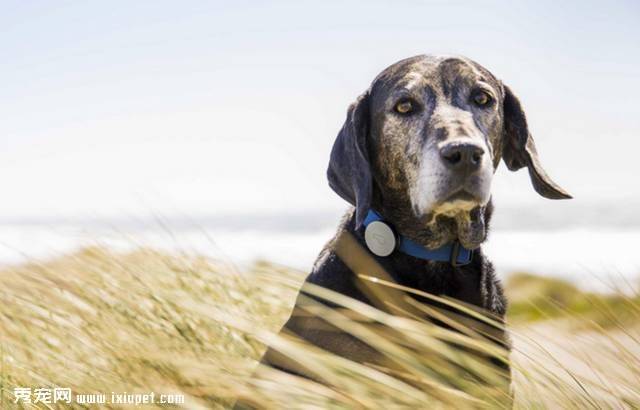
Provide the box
[343,208,485,302]
[362,209,473,266]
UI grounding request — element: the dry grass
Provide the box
[0,247,639,409]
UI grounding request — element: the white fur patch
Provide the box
[410,145,443,216]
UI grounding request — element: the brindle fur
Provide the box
[252,54,570,404]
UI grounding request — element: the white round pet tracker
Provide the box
[364,220,398,257]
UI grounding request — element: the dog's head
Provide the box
[328,55,571,249]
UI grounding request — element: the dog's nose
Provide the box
[440,142,485,171]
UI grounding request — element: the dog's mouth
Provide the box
[444,190,477,202]
[431,189,484,217]
[435,176,492,207]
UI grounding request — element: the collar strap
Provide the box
[363,209,473,266]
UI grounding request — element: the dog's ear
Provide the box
[501,85,572,199]
[327,90,372,227]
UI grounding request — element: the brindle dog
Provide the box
[252,54,570,405]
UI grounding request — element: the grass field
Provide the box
[0,247,639,409]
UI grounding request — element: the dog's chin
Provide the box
[421,194,489,250]
[453,206,487,249]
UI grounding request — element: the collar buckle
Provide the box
[449,240,473,267]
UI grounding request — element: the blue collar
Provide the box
[363,209,473,266]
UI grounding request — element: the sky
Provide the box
[1,0,639,222]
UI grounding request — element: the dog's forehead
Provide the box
[371,55,501,97]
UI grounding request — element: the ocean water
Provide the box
[0,208,638,293]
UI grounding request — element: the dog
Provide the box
[253,54,571,404]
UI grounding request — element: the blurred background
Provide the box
[1,0,639,290]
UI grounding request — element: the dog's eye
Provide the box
[472,90,492,107]
[395,100,414,114]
